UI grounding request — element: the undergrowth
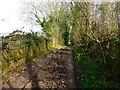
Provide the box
[74,46,120,88]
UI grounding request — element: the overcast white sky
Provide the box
[0,0,117,34]
[0,0,42,34]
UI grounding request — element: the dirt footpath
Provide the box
[2,46,77,89]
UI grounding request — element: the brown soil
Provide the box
[2,46,77,89]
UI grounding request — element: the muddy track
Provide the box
[2,46,78,89]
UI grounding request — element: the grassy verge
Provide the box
[73,46,120,88]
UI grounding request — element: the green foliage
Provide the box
[2,30,56,75]
[2,2,120,88]
[13,54,22,61]
[35,17,51,38]
[22,40,31,46]
[61,20,70,46]
[74,46,120,88]
[62,30,69,45]
[69,2,120,72]
[2,42,8,49]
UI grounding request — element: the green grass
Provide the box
[74,46,120,88]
